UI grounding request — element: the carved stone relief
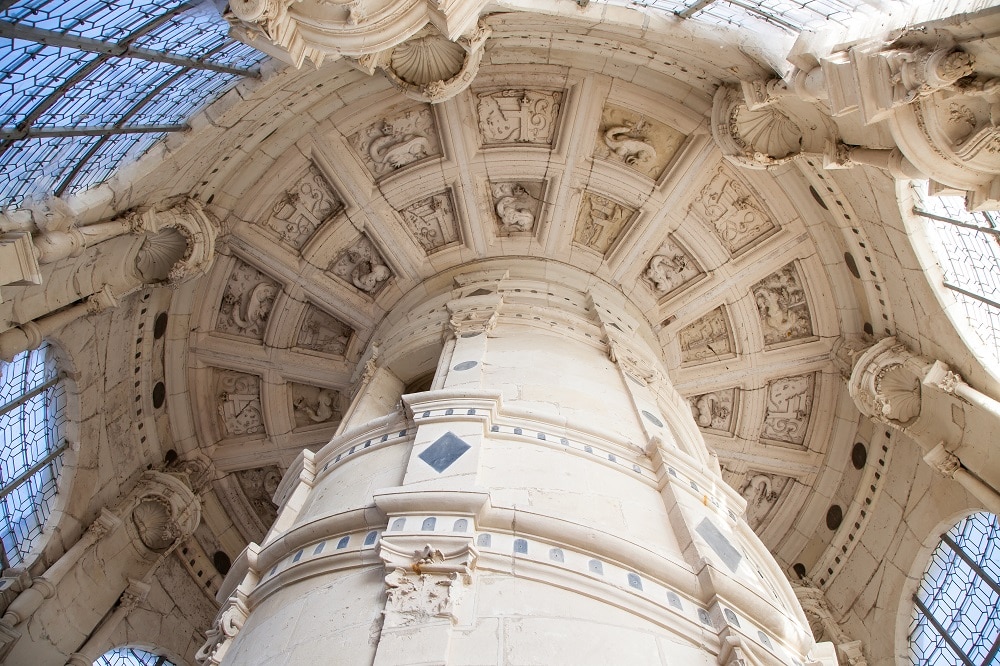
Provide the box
[260,166,344,250]
[752,262,814,347]
[477,89,563,146]
[233,466,281,528]
[328,235,392,295]
[762,374,815,447]
[400,191,460,253]
[215,260,280,340]
[572,192,636,255]
[688,167,777,255]
[295,305,353,356]
[688,388,737,434]
[131,496,177,551]
[491,181,542,235]
[740,473,793,531]
[678,307,734,364]
[350,105,441,178]
[594,104,685,179]
[216,370,264,438]
[642,236,700,298]
[384,568,461,626]
[291,383,342,429]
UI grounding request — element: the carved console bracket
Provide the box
[226,0,492,102]
[712,33,1000,209]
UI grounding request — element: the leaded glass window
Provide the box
[94,647,177,666]
[912,185,1000,368]
[909,512,1000,665]
[0,343,67,568]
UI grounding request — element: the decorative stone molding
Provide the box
[226,0,489,68]
[296,305,353,356]
[491,181,540,235]
[477,89,563,146]
[794,582,869,666]
[328,235,392,295]
[400,191,460,253]
[573,192,635,255]
[848,337,928,428]
[446,292,502,336]
[678,306,734,364]
[752,262,813,347]
[196,584,251,666]
[126,471,202,555]
[714,35,1000,209]
[131,199,218,285]
[351,105,441,178]
[688,167,776,255]
[378,538,478,627]
[356,21,492,103]
[762,374,815,447]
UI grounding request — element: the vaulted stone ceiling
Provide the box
[94,9,897,586]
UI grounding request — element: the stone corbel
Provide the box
[378,537,478,627]
[847,337,929,428]
[225,0,491,100]
[132,199,218,286]
[196,580,251,666]
[126,471,202,556]
[0,284,118,362]
[711,84,832,169]
[924,443,1000,514]
[446,292,502,337]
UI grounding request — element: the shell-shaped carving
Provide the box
[134,227,188,283]
[734,106,802,160]
[229,0,276,22]
[877,364,922,423]
[390,33,465,86]
[132,497,176,551]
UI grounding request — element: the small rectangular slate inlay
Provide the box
[418,431,471,473]
[696,517,742,573]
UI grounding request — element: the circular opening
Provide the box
[826,505,844,531]
[153,312,169,339]
[808,185,828,210]
[213,550,232,575]
[164,449,178,465]
[152,381,166,409]
[845,252,861,279]
[863,322,874,335]
[792,563,807,579]
[851,442,867,469]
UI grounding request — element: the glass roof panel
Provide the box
[130,5,230,59]
[126,66,238,126]
[0,42,100,128]
[0,1,262,207]
[3,0,187,41]
[33,57,181,129]
[61,131,164,195]
[609,0,889,32]
[0,134,101,205]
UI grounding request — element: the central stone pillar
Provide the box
[203,260,828,666]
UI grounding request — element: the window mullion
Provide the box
[941,532,1000,597]
[913,594,977,666]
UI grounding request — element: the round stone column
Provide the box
[205,260,826,666]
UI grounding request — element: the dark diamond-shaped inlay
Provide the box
[418,431,471,473]
[696,517,742,573]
